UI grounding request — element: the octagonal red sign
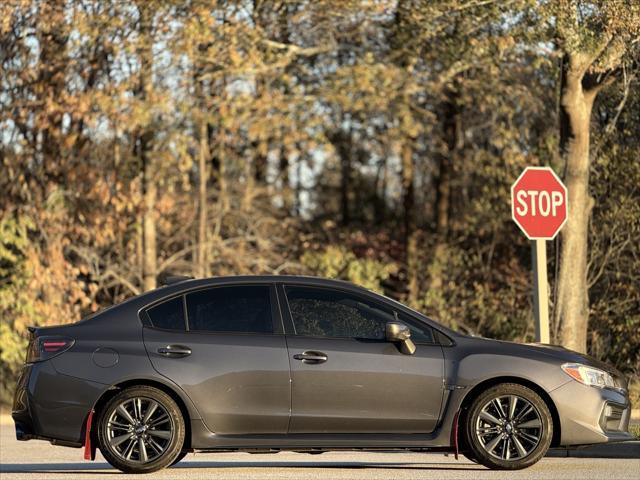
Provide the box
[511,166,568,240]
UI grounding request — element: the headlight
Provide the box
[561,363,615,389]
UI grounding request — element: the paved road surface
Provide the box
[1,420,638,480]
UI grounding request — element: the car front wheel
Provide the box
[461,383,552,470]
[97,385,185,474]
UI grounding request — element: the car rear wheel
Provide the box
[462,383,552,470]
[97,386,185,474]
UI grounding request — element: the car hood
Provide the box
[464,337,623,377]
[478,337,626,384]
[523,342,614,369]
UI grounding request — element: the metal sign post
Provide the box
[531,239,550,343]
[511,167,568,344]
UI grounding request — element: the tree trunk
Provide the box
[430,97,459,293]
[219,151,229,213]
[142,149,157,291]
[340,153,351,226]
[254,152,267,183]
[279,151,291,213]
[213,130,229,213]
[242,158,255,212]
[402,142,419,306]
[374,157,387,224]
[294,155,302,217]
[196,116,208,278]
[328,130,352,226]
[555,55,597,353]
[138,4,156,291]
[36,1,66,179]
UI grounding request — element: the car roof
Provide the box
[155,274,370,294]
[86,274,458,340]
[146,274,459,339]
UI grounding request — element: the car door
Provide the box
[142,284,291,435]
[281,284,445,434]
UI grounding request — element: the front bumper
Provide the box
[549,379,633,446]
[12,360,106,446]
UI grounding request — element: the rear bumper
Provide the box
[550,379,633,446]
[12,360,107,446]
[12,364,34,440]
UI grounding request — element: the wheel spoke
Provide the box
[484,434,503,453]
[513,435,528,457]
[143,400,158,423]
[518,418,542,429]
[518,431,540,443]
[116,404,136,425]
[514,404,533,423]
[138,438,148,463]
[508,396,517,420]
[148,429,171,440]
[147,437,164,454]
[135,398,144,420]
[477,426,500,434]
[110,433,133,448]
[108,421,130,431]
[149,412,169,426]
[493,398,507,419]
[124,438,136,460]
[479,411,501,425]
[504,438,511,460]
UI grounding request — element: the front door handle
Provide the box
[157,345,192,358]
[293,351,328,364]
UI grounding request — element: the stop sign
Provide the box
[511,167,568,240]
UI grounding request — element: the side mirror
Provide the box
[385,322,416,355]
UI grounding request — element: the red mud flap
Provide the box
[451,410,460,460]
[83,409,96,461]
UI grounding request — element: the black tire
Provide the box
[461,383,552,470]
[97,386,185,474]
[170,450,189,466]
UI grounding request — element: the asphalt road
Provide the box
[1,420,639,480]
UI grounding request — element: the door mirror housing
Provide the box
[385,322,416,355]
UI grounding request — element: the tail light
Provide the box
[25,336,75,363]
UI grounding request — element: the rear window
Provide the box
[146,297,186,330]
[186,286,273,334]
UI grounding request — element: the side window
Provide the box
[285,286,435,342]
[147,297,186,330]
[186,286,273,334]
[285,287,388,340]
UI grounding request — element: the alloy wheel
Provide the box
[474,394,543,461]
[105,397,174,463]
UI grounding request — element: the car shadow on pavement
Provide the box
[0,463,117,474]
[0,460,484,474]
[547,442,640,459]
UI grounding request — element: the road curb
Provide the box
[547,441,640,459]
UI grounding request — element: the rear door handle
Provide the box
[293,351,328,364]
[157,345,192,358]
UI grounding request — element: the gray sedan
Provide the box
[11,276,633,473]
